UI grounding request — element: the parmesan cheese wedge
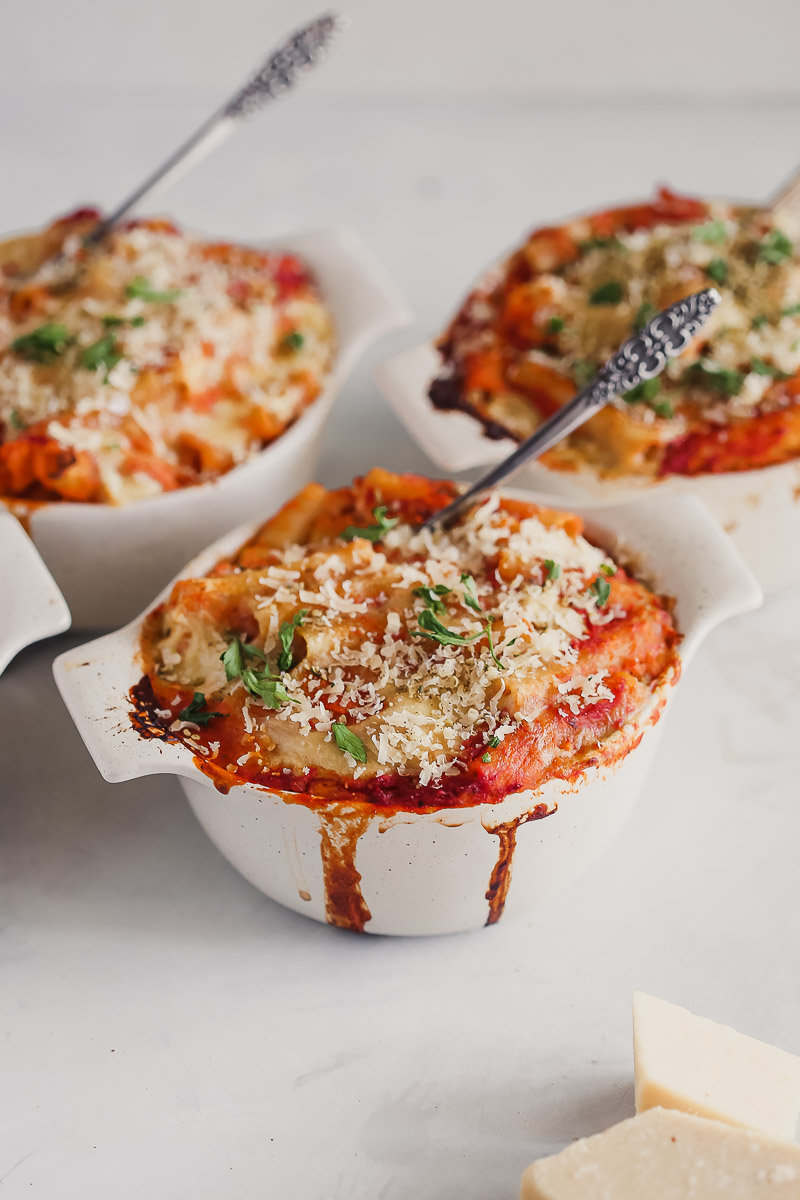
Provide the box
[633,992,800,1143]
[520,1107,800,1199]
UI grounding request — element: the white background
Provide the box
[2,3,800,1198]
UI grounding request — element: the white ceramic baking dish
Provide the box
[52,488,762,937]
[375,342,800,596]
[0,509,69,675]
[1,229,410,630]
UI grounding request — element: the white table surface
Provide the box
[2,96,800,1200]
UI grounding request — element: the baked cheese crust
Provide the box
[134,469,680,810]
[431,189,800,477]
[0,209,334,504]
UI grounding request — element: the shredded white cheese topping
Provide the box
[0,222,334,503]
[154,494,652,789]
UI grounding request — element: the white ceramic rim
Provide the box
[52,486,763,799]
[0,510,70,674]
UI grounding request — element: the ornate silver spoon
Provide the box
[85,11,345,247]
[421,287,721,532]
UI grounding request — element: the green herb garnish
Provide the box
[460,573,482,613]
[412,584,451,615]
[281,330,305,351]
[11,323,75,364]
[705,258,728,287]
[485,614,505,671]
[481,752,491,763]
[544,559,561,581]
[600,562,617,577]
[691,219,727,244]
[411,609,481,647]
[759,229,793,266]
[178,692,223,726]
[220,637,266,681]
[687,358,744,397]
[752,313,769,330]
[242,667,298,710]
[589,280,624,306]
[81,333,122,376]
[8,409,23,433]
[125,275,183,303]
[750,357,790,380]
[341,505,399,544]
[278,609,308,672]
[782,303,800,318]
[332,721,368,764]
[589,576,611,608]
[103,314,147,328]
[633,301,657,332]
[579,235,626,254]
[651,399,674,418]
[623,378,661,404]
[572,359,596,386]
[488,735,501,748]
[547,315,565,334]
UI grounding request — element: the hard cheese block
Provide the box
[634,992,800,1143]
[520,1107,800,1199]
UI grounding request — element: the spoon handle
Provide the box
[421,287,720,532]
[86,12,344,245]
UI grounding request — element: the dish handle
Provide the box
[52,623,194,784]
[0,510,71,676]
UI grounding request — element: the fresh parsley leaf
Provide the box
[242,667,298,709]
[579,235,626,254]
[484,615,505,671]
[686,358,744,397]
[651,399,674,418]
[81,333,122,375]
[281,330,305,351]
[783,303,800,318]
[589,576,611,608]
[572,359,596,386]
[278,609,308,672]
[691,219,727,244]
[588,280,624,306]
[633,301,657,332]
[178,692,223,726]
[103,313,147,328]
[412,584,451,615]
[752,313,769,330]
[750,357,790,380]
[8,409,23,432]
[220,638,246,681]
[705,257,728,287]
[543,559,561,581]
[488,735,501,748]
[758,229,793,266]
[547,315,565,333]
[341,505,399,543]
[623,378,661,404]
[460,573,482,613]
[411,609,482,646]
[600,562,617,577]
[220,637,266,681]
[11,323,75,364]
[481,752,491,763]
[332,721,368,764]
[125,275,183,303]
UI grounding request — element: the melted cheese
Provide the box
[142,475,678,796]
[0,216,334,503]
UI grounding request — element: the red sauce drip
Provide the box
[317,807,373,933]
[485,803,553,925]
